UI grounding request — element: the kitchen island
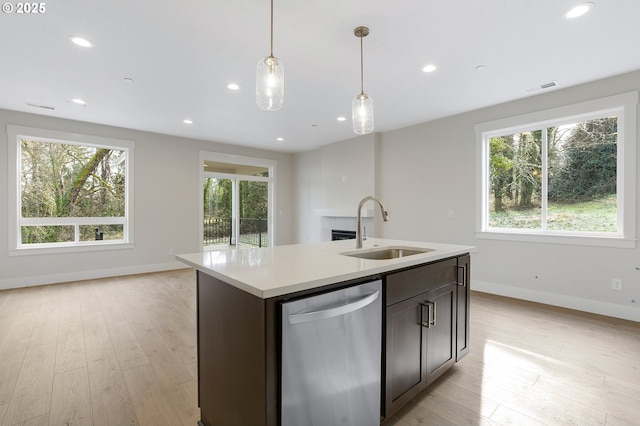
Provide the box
[177,238,473,426]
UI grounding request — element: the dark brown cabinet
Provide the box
[456,254,471,361]
[195,253,470,426]
[424,283,457,384]
[383,256,467,420]
[385,294,426,414]
[196,271,277,426]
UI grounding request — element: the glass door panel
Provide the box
[239,180,269,248]
[203,177,234,249]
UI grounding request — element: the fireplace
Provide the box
[331,229,356,241]
[319,214,372,242]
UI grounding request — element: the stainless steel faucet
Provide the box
[356,196,389,248]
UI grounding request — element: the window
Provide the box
[476,92,637,248]
[199,152,275,250]
[7,125,134,254]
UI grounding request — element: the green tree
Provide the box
[548,117,617,202]
[240,180,268,219]
[60,148,111,216]
[489,131,542,212]
[489,136,514,212]
[513,131,542,209]
[20,139,125,243]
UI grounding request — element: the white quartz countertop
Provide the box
[176,238,473,299]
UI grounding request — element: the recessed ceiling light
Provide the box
[123,77,134,83]
[422,64,437,73]
[183,119,193,124]
[69,35,93,48]
[563,2,594,19]
[276,137,285,142]
[337,116,346,122]
[475,65,486,71]
[71,98,86,105]
[227,83,240,90]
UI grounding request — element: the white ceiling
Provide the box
[2,0,639,153]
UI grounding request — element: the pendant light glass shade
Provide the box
[352,93,374,135]
[352,26,373,135]
[256,55,284,110]
[256,0,284,111]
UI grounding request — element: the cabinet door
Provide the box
[456,254,471,361]
[385,293,427,418]
[384,258,459,419]
[424,283,457,386]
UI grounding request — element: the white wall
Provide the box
[293,149,322,243]
[0,109,295,289]
[320,134,376,211]
[295,70,640,322]
[293,134,380,243]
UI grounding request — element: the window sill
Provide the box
[476,231,636,249]
[8,241,135,256]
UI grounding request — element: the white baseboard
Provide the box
[0,261,190,291]
[472,280,640,323]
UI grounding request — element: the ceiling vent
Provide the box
[26,102,56,110]
[524,81,559,93]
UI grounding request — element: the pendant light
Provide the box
[352,26,373,135]
[256,0,284,111]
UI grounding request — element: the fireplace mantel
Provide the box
[315,208,374,218]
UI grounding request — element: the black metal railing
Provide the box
[203,217,269,248]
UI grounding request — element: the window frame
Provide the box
[7,125,135,255]
[475,91,637,248]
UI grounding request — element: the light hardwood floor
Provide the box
[1,270,639,425]
[0,269,199,426]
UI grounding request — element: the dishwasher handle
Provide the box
[288,291,379,324]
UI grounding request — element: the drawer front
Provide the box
[385,257,457,306]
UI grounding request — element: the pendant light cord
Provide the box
[270,0,274,57]
[360,36,364,95]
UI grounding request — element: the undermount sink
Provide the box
[340,246,434,260]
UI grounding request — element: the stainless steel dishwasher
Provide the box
[281,279,382,426]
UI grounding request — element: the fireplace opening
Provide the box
[332,229,356,241]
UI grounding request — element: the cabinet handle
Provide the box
[457,265,467,287]
[431,301,437,326]
[420,301,436,328]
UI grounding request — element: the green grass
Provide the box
[489,194,617,232]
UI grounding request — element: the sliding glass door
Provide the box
[201,154,274,250]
